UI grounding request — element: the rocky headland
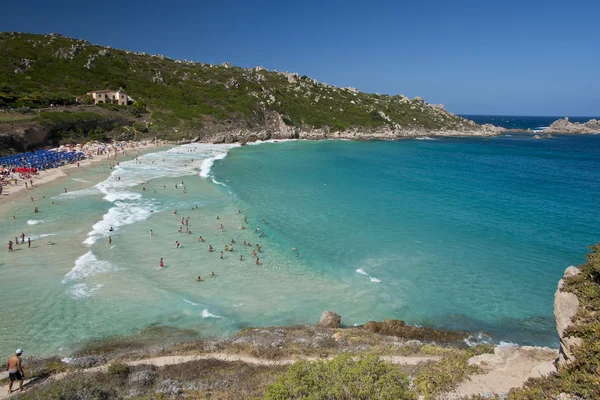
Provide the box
[543,117,600,134]
[0,31,506,155]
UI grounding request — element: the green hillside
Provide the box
[0,32,483,137]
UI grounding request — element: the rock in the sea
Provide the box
[554,266,582,364]
[364,318,465,343]
[318,311,341,328]
[544,117,600,134]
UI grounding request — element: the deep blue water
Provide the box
[461,115,600,130]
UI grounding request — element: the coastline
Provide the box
[0,141,169,202]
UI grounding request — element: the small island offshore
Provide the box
[1,30,600,400]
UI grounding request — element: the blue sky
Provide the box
[2,0,599,116]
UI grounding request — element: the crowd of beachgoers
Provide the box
[0,140,158,193]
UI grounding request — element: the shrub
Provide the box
[108,362,130,377]
[263,353,413,400]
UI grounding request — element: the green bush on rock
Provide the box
[263,353,413,400]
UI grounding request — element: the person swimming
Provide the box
[196,276,202,282]
[150,230,153,236]
[220,251,224,259]
[175,241,180,248]
[109,227,114,232]
[229,244,233,251]
[208,245,213,252]
[252,250,257,256]
[178,227,182,233]
[220,224,224,231]
[256,258,260,265]
[108,236,112,245]
[239,255,243,261]
[211,272,216,277]
[199,236,204,242]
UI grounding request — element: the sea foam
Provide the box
[27,219,45,225]
[62,251,117,283]
[202,309,223,319]
[356,268,368,275]
[65,283,104,299]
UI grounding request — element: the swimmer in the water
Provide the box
[150,230,153,236]
[297,253,300,257]
[208,245,213,252]
[178,227,182,233]
[259,232,265,237]
[255,226,260,232]
[160,258,164,268]
[109,227,114,232]
[196,276,202,282]
[252,250,257,257]
[211,272,216,277]
[199,236,204,242]
[239,255,243,261]
[108,236,112,245]
[239,226,245,230]
[229,244,233,251]
[292,247,297,251]
[173,210,177,215]
[220,251,224,259]
[231,239,235,244]
[175,241,180,248]
[220,224,223,231]
[256,258,260,265]
[216,216,220,220]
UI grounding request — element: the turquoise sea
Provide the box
[1,133,599,356]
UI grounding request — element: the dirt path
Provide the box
[1,347,558,399]
[0,353,438,398]
[442,346,558,399]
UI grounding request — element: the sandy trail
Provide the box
[0,347,558,399]
[0,353,438,398]
[442,345,558,399]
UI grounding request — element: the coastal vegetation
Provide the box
[0,31,484,147]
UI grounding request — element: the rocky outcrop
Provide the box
[447,345,558,399]
[84,54,97,69]
[14,58,33,73]
[363,318,465,343]
[544,118,600,134]
[153,71,166,85]
[318,311,341,328]
[554,266,582,364]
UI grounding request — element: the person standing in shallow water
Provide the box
[160,258,164,268]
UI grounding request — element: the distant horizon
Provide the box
[1,0,599,116]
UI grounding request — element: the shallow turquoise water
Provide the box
[1,135,599,356]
